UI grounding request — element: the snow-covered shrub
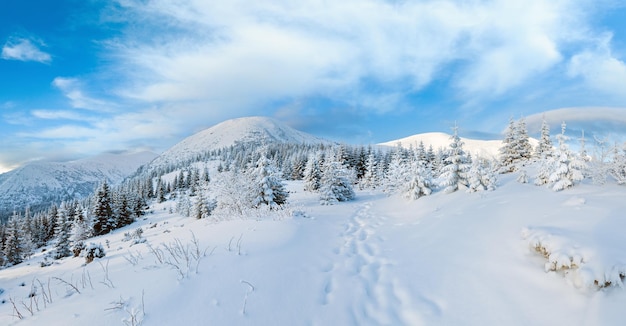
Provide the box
[83,243,106,264]
[522,227,626,289]
[72,241,85,257]
[123,228,146,245]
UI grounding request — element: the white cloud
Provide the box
[567,34,626,96]
[52,77,115,111]
[1,37,51,63]
[106,0,593,113]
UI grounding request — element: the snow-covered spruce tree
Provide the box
[549,122,585,191]
[499,117,518,173]
[156,177,166,203]
[360,152,380,189]
[3,213,24,266]
[499,117,532,173]
[515,117,533,161]
[303,153,323,192]
[383,146,409,195]
[70,204,91,254]
[535,116,553,159]
[250,154,289,209]
[405,159,433,200]
[319,150,355,205]
[92,181,114,236]
[467,158,498,192]
[54,203,72,259]
[193,191,217,219]
[440,124,470,193]
[609,144,626,185]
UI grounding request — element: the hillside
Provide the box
[0,151,157,221]
[1,172,626,325]
[148,116,332,169]
[379,132,539,159]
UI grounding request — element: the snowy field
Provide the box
[2,176,626,325]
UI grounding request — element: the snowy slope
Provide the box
[0,151,157,220]
[379,132,538,159]
[149,116,332,168]
[3,175,626,325]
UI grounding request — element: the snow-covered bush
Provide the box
[83,243,106,264]
[72,241,86,257]
[123,228,147,245]
[522,227,626,289]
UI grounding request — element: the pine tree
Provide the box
[535,116,553,159]
[383,146,408,195]
[440,124,470,193]
[360,152,379,189]
[92,181,113,236]
[549,122,585,191]
[319,150,355,205]
[405,159,433,200]
[156,178,166,203]
[3,213,24,266]
[70,204,91,244]
[303,153,323,192]
[54,203,72,259]
[251,154,289,209]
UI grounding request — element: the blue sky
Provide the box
[2,0,626,173]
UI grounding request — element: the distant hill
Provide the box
[378,132,538,159]
[0,151,157,221]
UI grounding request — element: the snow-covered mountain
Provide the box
[379,132,538,159]
[0,151,157,221]
[149,116,332,168]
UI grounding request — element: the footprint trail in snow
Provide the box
[319,202,427,325]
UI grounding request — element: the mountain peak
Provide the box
[150,116,331,168]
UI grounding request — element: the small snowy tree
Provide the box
[360,152,380,189]
[549,122,585,191]
[303,153,323,192]
[251,154,289,209]
[405,160,433,200]
[467,158,498,192]
[440,124,470,193]
[92,181,114,236]
[535,116,553,159]
[319,150,355,205]
[54,203,72,259]
[383,146,409,195]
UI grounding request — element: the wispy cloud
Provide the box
[104,0,605,113]
[1,37,51,63]
[52,77,115,111]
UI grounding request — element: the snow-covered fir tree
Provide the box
[383,146,409,195]
[609,144,626,185]
[70,204,92,245]
[548,122,585,191]
[405,159,433,200]
[440,124,470,193]
[54,203,73,259]
[535,116,553,159]
[2,213,24,266]
[360,152,380,189]
[499,117,532,173]
[303,153,323,192]
[250,154,288,209]
[92,181,114,236]
[193,191,217,219]
[467,158,498,192]
[319,149,355,205]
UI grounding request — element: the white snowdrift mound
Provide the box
[151,116,332,168]
[3,177,626,325]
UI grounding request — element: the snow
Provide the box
[3,175,626,325]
